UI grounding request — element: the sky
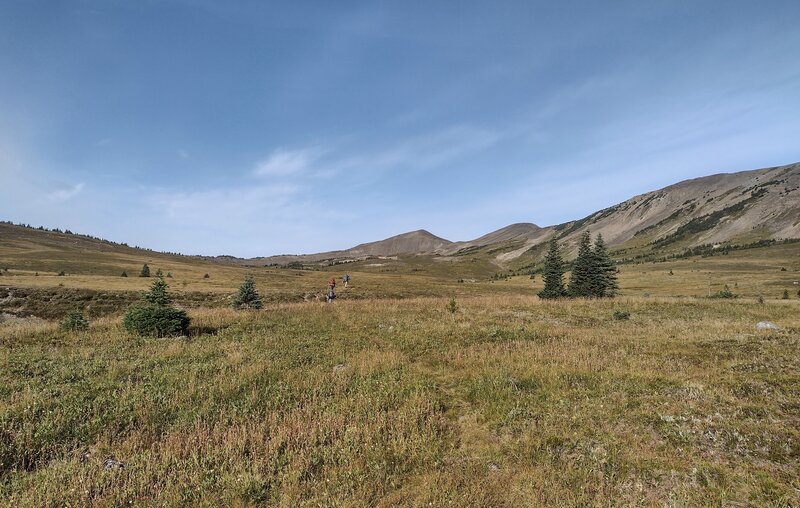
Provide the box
[1,0,799,257]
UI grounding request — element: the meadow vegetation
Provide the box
[1,223,799,504]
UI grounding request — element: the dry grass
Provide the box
[1,296,798,506]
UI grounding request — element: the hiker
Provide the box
[343,273,350,288]
[327,276,336,302]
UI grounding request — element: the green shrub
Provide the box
[447,297,458,314]
[123,274,189,337]
[710,285,737,299]
[122,304,189,337]
[781,289,789,300]
[60,310,89,332]
[121,271,128,277]
[57,270,66,276]
[613,310,630,321]
[139,263,150,277]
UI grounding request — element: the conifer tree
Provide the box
[538,238,566,299]
[144,273,171,306]
[139,263,150,277]
[567,231,594,297]
[591,234,618,297]
[232,275,263,309]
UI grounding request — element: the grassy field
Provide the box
[1,296,799,506]
[2,223,799,505]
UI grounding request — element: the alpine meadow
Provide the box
[2,1,800,506]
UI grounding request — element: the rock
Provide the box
[488,463,499,472]
[755,321,780,330]
[333,364,347,373]
[103,458,125,470]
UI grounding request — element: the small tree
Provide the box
[538,238,566,299]
[60,310,89,332]
[121,271,128,277]
[447,297,458,314]
[590,234,618,298]
[139,263,150,277]
[567,231,594,298]
[782,289,790,300]
[144,274,171,306]
[123,274,189,337]
[232,275,262,310]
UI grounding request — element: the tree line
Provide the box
[538,231,618,299]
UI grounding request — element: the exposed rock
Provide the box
[755,321,780,330]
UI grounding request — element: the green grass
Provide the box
[1,297,799,505]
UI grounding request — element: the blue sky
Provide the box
[1,1,799,257]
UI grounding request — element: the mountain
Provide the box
[541,161,800,256]
[4,162,797,269]
[245,161,799,266]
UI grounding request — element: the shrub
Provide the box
[57,270,66,276]
[447,297,458,314]
[782,289,789,300]
[710,285,737,299]
[121,271,128,277]
[757,295,765,304]
[203,273,210,279]
[613,310,630,321]
[60,310,89,332]
[122,304,189,337]
[123,274,189,337]
[139,263,150,277]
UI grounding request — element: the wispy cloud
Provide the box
[47,182,85,201]
[253,147,323,177]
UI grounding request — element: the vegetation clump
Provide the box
[139,263,150,277]
[59,309,89,331]
[613,310,630,321]
[782,289,789,299]
[710,285,737,299]
[121,271,128,277]
[232,275,263,310]
[123,274,189,337]
[447,297,458,314]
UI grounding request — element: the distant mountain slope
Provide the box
[245,162,799,266]
[546,162,800,255]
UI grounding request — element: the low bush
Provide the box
[59,310,89,332]
[613,310,630,321]
[122,303,189,337]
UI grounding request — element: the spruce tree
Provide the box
[232,275,262,309]
[143,274,171,306]
[567,231,594,297]
[139,263,150,277]
[538,238,566,299]
[591,234,618,297]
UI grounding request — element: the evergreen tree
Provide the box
[143,274,172,306]
[590,234,618,297]
[232,275,263,309]
[139,263,150,277]
[538,238,566,299]
[567,231,594,297]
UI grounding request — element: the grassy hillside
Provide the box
[1,297,798,505]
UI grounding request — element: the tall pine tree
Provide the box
[538,238,566,299]
[591,234,618,297]
[567,231,594,297]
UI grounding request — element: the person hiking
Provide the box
[343,273,350,288]
[327,277,336,302]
